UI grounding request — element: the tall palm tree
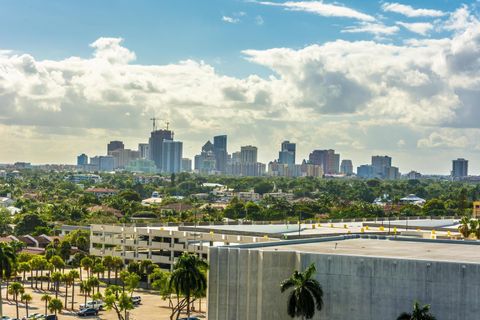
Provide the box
[48,298,63,317]
[169,253,208,319]
[280,263,323,320]
[0,242,16,318]
[458,216,471,238]
[68,270,79,310]
[17,262,31,284]
[112,257,124,285]
[41,294,52,315]
[103,256,114,284]
[51,272,63,298]
[81,257,94,279]
[397,302,437,320]
[21,292,33,318]
[8,281,25,320]
[80,280,92,305]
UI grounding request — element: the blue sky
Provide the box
[0,1,480,174]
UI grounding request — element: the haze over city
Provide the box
[1,0,480,174]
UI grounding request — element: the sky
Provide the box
[0,0,480,175]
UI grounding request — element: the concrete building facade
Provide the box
[208,236,480,320]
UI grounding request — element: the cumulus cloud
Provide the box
[382,2,445,18]
[341,22,399,36]
[222,16,240,24]
[396,21,433,36]
[257,1,375,21]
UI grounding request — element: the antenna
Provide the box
[166,121,170,130]
[150,117,160,131]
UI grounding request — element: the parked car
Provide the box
[1,316,11,320]
[43,315,57,320]
[27,314,44,319]
[131,296,142,305]
[77,308,99,317]
[80,300,104,310]
[179,317,201,320]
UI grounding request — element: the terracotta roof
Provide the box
[86,188,118,193]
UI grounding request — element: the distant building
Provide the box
[67,174,102,184]
[181,158,192,172]
[149,129,174,170]
[278,141,296,165]
[125,159,157,173]
[138,143,150,159]
[213,135,228,173]
[473,201,480,218]
[162,140,183,173]
[384,166,400,180]
[90,155,114,172]
[110,149,140,169]
[309,149,340,174]
[357,164,375,179]
[340,160,353,175]
[240,145,258,164]
[405,171,422,180]
[85,188,118,199]
[0,197,14,208]
[195,141,217,174]
[452,158,468,179]
[77,154,88,166]
[107,141,124,154]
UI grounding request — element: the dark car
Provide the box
[44,316,57,320]
[77,308,99,317]
[179,317,201,320]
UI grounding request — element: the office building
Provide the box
[181,158,192,172]
[452,158,468,178]
[372,156,392,177]
[278,141,296,165]
[138,143,150,159]
[125,159,157,173]
[208,235,480,320]
[194,141,217,174]
[107,141,124,154]
[308,149,340,174]
[240,145,258,164]
[110,149,140,169]
[90,156,114,172]
[77,153,88,166]
[213,135,228,173]
[161,140,182,174]
[149,129,174,170]
[340,159,353,175]
[357,164,375,178]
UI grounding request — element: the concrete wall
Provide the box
[208,247,480,320]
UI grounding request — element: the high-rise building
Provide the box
[452,158,468,178]
[279,141,296,165]
[213,135,228,173]
[149,129,174,170]
[181,158,192,172]
[340,160,353,175]
[162,140,183,173]
[308,149,340,174]
[138,143,150,159]
[107,141,124,154]
[77,154,88,166]
[240,145,258,164]
[194,141,216,174]
[110,149,140,169]
[90,156,114,172]
[357,164,375,179]
[372,156,392,177]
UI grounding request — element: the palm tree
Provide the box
[112,257,124,285]
[17,262,31,284]
[68,270,79,310]
[51,272,63,298]
[280,263,323,320]
[80,280,92,305]
[0,242,16,318]
[397,302,437,320]
[41,294,52,315]
[458,216,471,238]
[169,253,208,319]
[21,292,33,318]
[88,276,100,296]
[62,273,70,309]
[103,256,114,284]
[8,281,25,320]
[50,255,65,272]
[48,298,63,317]
[81,257,94,279]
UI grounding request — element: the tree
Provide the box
[51,272,63,298]
[68,269,80,310]
[0,242,16,318]
[397,301,437,320]
[104,285,134,320]
[103,256,114,284]
[80,280,92,305]
[48,298,63,317]
[124,272,140,297]
[280,263,323,320]
[169,253,208,319]
[50,255,65,272]
[15,214,47,235]
[81,256,94,279]
[112,257,124,285]
[41,294,52,315]
[21,292,33,318]
[17,262,31,283]
[459,216,471,238]
[8,282,25,320]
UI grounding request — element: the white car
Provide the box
[131,296,142,305]
[79,300,104,310]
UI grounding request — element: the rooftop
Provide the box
[263,237,480,264]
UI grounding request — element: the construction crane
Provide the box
[150,117,160,131]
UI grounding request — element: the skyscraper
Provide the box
[340,160,353,175]
[77,153,88,166]
[138,143,150,159]
[194,140,216,174]
[278,140,296,165]
[240,145,258,164]
[107,141,124,154]
[181,158,192,172]
[149,129,173,170]
[452,158,468,178]
[308,149,340,174]
[162,140,183,173]
[213,135,228,173]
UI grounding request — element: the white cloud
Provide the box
[342,22,399,36]
[396,21,433,36]
[257,1,375,21]
[222,16,240,24]
[255,15,265,25]
[382,2,445,18]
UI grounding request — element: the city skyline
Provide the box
[0,1,480,174]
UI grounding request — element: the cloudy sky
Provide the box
[1,0,480,174]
